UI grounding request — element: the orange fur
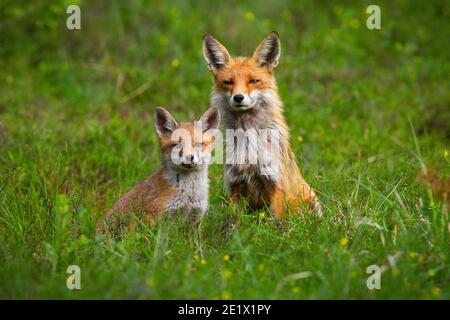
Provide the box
[97,168,176,233]
[97,107,220,233]
[204,32,321,217]
[214,58,276,94]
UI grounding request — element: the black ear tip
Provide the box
[155,106,166,114]
[269,31,280,38]
[203,34,214,42]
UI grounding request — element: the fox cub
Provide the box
[97,106,220,232]
[202,31,321,217]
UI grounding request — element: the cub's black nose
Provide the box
[233,94,244,103]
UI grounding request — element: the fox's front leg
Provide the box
[227,180,246,205]
[269,187,286,219]
[230,190,241,204]
[227,185,248,223]
[189,204,208,223]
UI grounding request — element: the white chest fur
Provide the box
[164,168,209,218]
[213,89,285,185]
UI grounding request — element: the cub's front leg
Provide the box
[187,200,209,223]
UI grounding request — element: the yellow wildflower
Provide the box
[171,59,180,68]
[244,11,255,20]
[339,237,349,247]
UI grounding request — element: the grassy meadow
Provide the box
[0,0,449,299]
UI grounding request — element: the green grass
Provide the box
[0,0,449,299]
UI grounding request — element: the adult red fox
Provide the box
[97,106,220,232]
[202,31,321,218]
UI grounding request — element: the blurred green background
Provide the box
[0,0,448,299]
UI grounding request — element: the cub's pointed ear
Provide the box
[252,31,281,70]
[154,107,178,137]
[200,106,220,133]
[202,34,231,73]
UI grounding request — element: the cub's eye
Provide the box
[223,80,234,85]
[171,143,179,148]
[249,79,260,84]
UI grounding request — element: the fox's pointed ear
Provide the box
[154,107,178,137]
[252,31,281,70]
[200,106,220,133]
[202,34,231,73]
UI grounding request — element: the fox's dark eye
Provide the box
[223,80,234,85]
[249,79,260,84]
[171,143,179,147]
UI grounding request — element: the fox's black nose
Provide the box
[233,94,244,103]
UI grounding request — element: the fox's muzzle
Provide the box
[228,92,257,111]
